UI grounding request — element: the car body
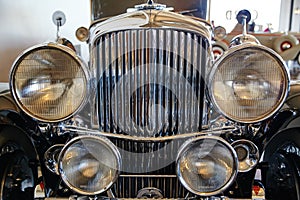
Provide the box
[0,1,299,200]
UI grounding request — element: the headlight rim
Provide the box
[176,135,238,196]
[9,42,90,122]
[58,135,122,196]
[208,43,290,124]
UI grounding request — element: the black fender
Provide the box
[0,124,38,161]
[0,110,65,196]
[261,127,300,200]
[0,110,40,199]
[0,110,38,162]
[263,127,300,161]
[263,108,300,142]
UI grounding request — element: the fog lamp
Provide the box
[58,136,121,195]
[176,136,238,196]
[10,43,88,122]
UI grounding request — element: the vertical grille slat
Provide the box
[174,31,180,134]
[121,32,127,134]
[135,30,140,132]
[169,30,176,135]
[94,28,209,198]
[194,34,201,129]
[108,33,114,133]
[114,32,120,134]
[128,31,133,134]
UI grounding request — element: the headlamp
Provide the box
[208,43,289,123]
[10,43,88,122]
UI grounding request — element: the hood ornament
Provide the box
[127,0,173,12]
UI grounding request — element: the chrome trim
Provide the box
[89,10,212,45]
[136,187,164,198]
[44,144,64,174]
[44,198,253,200]
[230,34,260,47]
[115,173,187,198]
[59,125,235,142]
[120,174,177,178]
[232,139,259,172]
[0,82,9,92]
[127,0,171,12]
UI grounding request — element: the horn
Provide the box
[232,140,259,172]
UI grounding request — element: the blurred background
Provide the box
[0,0,299,82]
[0,0,90,82]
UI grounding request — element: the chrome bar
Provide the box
[60,124,235,142]
[120,174,177,178]
[44,198,253,200]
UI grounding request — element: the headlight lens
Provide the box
[58,136,121,195]
[209,44,289,123]
[10,43,88,122]
[176,136,238,196]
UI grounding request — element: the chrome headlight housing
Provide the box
[176,136,238,196]
[209,43,289,123]
[58,135,121,195]
[10,43,88,122]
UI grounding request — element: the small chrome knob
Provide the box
[127,0,173,12]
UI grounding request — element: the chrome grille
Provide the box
[92,28,210,198]
[113,175,189,198]
[93,28,209,137]
[109,138,189,198]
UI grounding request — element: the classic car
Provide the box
[0,0,299,200]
